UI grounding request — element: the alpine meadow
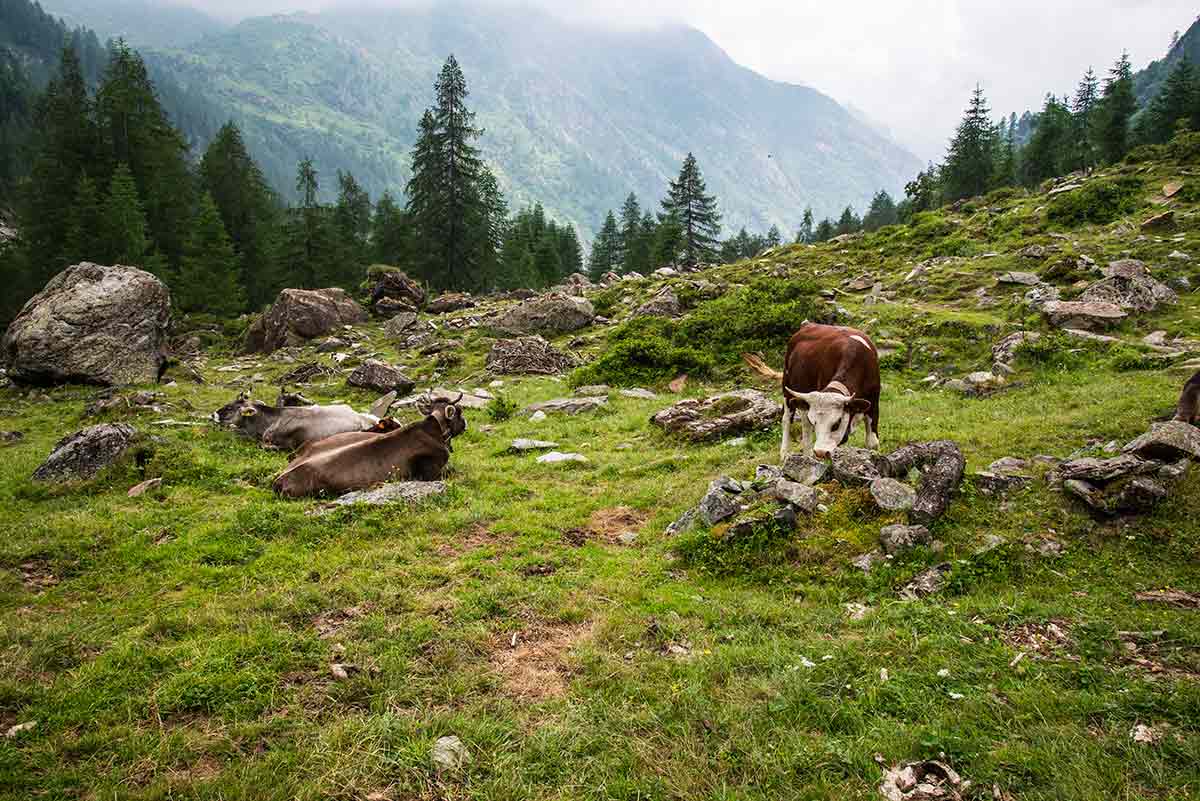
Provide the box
[1,2,1200,800]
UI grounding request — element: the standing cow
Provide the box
[743,322,881,460]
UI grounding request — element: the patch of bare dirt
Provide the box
[18,558,59,593]
[312,604,372,639]
[1003,619,1078,664]
[489,621,592,700]
[565,507,649,545]
[167,755,222,785]
[436,522,510,557]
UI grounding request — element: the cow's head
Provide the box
[370,417,404,433]
[418,392,469,445]
[786,389,872,459]
[211,391,254,426]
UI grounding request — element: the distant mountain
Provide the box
[41,0,226,49]
[132,2,920,237]
[1135,15,1200,105]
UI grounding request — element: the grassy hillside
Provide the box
[0,147,1198,799]
[140,2,922,237]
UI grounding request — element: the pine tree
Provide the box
[333,170,371,284]
[1022,95,1074,186]
[618,193,648,274]
[660,152,721,266]
[1141,58,1196,144]
[176,192,245,316]
[813,218,835,242]
[862,190,899,231]
[556,225,583,276]
[102,163,150,267]
[371,190,409,266]
[283,157,337,288]
[795,208,814,244]
[942,85,996,201]
[1071,68,1100,171]
[199,121,280,307]
[1095,52,1136,163]
[992,118,1017,187]
[65,173,103,264]
[587,210,621,280]
[764,225,782,249]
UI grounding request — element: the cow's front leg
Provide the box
[779,403,793,461]
[801,415,815,458]
[865,418,880,450]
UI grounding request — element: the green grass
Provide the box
[2,156,1199,799]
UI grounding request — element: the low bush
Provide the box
[985,186,1024,204]
[1169,130,1200,163]
[674,506,797,576]
[1046,176,1142,226]
[1125,144,1166,164]
[486,394,519,422]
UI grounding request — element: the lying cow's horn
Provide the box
[452,392,463,405]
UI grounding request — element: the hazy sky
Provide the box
[168,0,1195,161]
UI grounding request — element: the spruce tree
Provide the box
[200,121,280,307]
[1142,58,1197,144]
[333,170,372,284]
[765,225,782,249]
[1071,68,1100,171]
[618,193,647,274]
[177,192,244,316]
[65,173,103,264]
[795,208,814,244]
[862,190,898,232]
[557,225,583,276]
[660,153,721,266]
[1095,52,1136,163]
[587,211,621,280]
[102,163,150,267]
[371,190,409,266]
[282,158,337,288]
[942,86,996,201]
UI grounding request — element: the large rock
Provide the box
[427,292,475,314]
[486,336,579,375]
[697,478,742,525]
[831,447,883,486]
[997,271,1041,286]
[1064,476,1170,517]
[328,481,446,509]
[650,390,780,442]
[870,478,917,512]
[877,440,965,524]
[525,396,607,416]
[383,312,419,338]
[493,292,594,335]
[1123,422,1200,462]
[634,288,681,318]
[879,524,931,555]
[368,269,425,313]
[347,360,415,395]
[32,423,140,482]
[1041,300,1127,330]
[1059,454,1159,483]
[245,288,368,354]
[992,331,1040,367]
[3,263,170,386]
[1078,260,1177,314]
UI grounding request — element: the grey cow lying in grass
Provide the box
[211,390,397,451]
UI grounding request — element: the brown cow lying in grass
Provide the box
[1176,370,1200,425]
[273,393,467,498]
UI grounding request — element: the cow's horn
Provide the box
[452,391,463,404]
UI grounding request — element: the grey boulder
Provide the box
[245,288,368,354]
[494,292,594,335]
[32,423,141,482]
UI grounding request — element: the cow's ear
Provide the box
[445,405,459,418]
[847,398,872,414]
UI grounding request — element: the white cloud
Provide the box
[172,0,1195,161]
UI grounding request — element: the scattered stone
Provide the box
[1130,724,1164,746]
[127,477,162,497]
[328,481,446,508]
[1123,421,1200,462]
[697,478,742,525]
[426,292,475,314]
[666,507,699,536]
[650,390,780,442]
[668,375,688,393]
[510,439,558,451]
[619,388,658,400]
[725,504,798,539]
[989,456,1030,474]
[382,312,418,338]
[315,336,347,353]
[1018,244,1047,259]
[633,287,681,318]
[32,423,141,482]
[1058,454,1157,483]
[997,271,1041,286]
[2,262,171,386]
[1023,284,1061,309]
[494,292,594,335]
[879,524,931,555]
[992,331,1040,366]
[1079,260,1177,313]
[899,563,952,600]
[4,721,36,738]
[878,441,966,524]
[830,447,883,486]
[368,269,425,314]
[347,360,415,395]
[617,531,639,545]
[486,336,580,375]
[870,477,917,512]
[529,410,547,422]
[537,451,589,464]
[1134,589,1200,609]
[431,735,470,772]
[770,479,818,513]
[1041,300,1127,330]
[851,549,885,573]
[525,396,607,416]
[878,758,965,801]
[574,384,610,396]
[782,453,830,485]
[1158,459,1190,483]
[755,464,783,483]
[1141,210,1174,230]
[1168,250,1191,262]
[0,430,23,446]
[844,603,870,621]
[973,471,1031,495]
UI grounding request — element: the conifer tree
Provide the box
[942,86,996,200]
[283,157,337,287]
[660,152,721,266]
[587,210,621,280]
[862,190,899,232]
[795,208,814,244]
[1095,52,1136,163]
[557,225,583,276]
[813,218,835,242]
[371,190,410,266]
[177,192,244,316]
[102,163,150,267]
[65,173,103,264]
[534,229,562,285]
[618,193,648,274]
[333,170,372,283]
[1022,95,1074,185]
[1071,68,1100,171]
[764,225,782,249]
[1141,58,1197,144]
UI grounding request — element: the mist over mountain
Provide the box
[102,0,922,236]
[41,0,228,48]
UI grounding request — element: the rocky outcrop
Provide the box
[525,396,607,415]
[32,423,141,482]
[1123,421,1200,462]
[1078,260,1177,314]
[383,312,419,338]
[245,288,368,354]
[427,293,476,314]
[368,269,425,314]
[1041,300,1127,330]
[650,390,780,442]
[493,292,594,335]
[485,336,580,375]
[3,263,171,386]
[347,360,415,395]
[633,288,681,318]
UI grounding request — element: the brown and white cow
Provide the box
[1175,370,1200,425]
[272,394,468,498]
[743,322,881,460]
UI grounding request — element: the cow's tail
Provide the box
[741,352,783,382]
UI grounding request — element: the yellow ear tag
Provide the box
[241,407,257,417]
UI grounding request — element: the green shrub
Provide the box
[1125,144,1166,164]
[674,505,797,576]
[909,213,956,241]
[1046,176,1142,226]
[486,394,519,422]
[1040,253,1091,284]
[590,285,622,317]
[572,277,824,386]
[1107,346,1173,372]
[1168,131,1200,163]
[985,186,1024,204]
